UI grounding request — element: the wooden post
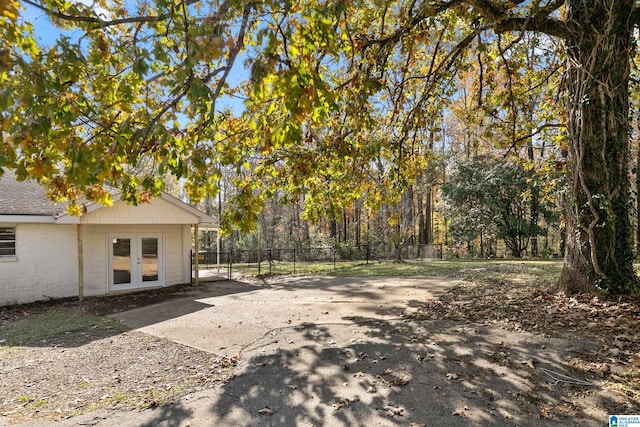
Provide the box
[77,224,84,302]
[194,223,200,285]
[216,229,221,271]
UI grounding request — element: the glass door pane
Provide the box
[112,238,132,285]
[141,237,158,282]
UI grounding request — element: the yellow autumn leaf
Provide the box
[0,0,19,20]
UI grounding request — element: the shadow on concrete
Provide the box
[199,315,617,427]
[108,280,268,330]
[119,313,620,426]
[138,404,195,427]
[261,275,460,303]
[0,280,265,349]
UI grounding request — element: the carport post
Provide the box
[216,230,221,272]
[77,224,84,302]
[194,223,200,285]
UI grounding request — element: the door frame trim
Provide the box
[107,233,165,291]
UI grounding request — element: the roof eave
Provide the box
[0,214,56,224]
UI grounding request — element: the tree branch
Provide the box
[466,0,569,39]
[22,0,168,27]
[495,16,569,39]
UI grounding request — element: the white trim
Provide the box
[0,215,54,223]
[107,233,165,291]
[0,225,17,258]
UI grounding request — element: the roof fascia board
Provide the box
[0,215,55,224]
[159,191,218,225]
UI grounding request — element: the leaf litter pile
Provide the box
[409,264,640,415]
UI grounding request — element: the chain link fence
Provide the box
[192,243,443,280]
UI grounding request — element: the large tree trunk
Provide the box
[560,0,640,294]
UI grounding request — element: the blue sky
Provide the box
[22,1,248,115]
[23,3,74,46]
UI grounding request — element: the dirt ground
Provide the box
[1,267,639,426]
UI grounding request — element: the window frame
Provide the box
[0,226,16,258]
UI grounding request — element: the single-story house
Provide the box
[0,171,217,306]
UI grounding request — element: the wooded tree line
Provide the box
[3,0,640,295]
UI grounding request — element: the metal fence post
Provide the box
[333,245,336,271]
[293,249,296,275]
[257,248,261,276]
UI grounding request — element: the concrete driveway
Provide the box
[27,275,610,427]
[110,276,459,357]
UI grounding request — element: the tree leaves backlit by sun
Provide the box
[3,0,640,293]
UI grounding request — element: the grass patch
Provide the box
[334,258,562,279]
[232,258,565,284]
[232,260,365,276]
[0,307,128,347]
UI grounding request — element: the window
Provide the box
[0,227,16,256]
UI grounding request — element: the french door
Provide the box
[108,234,163,290]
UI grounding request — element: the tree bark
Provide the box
[424,187,433,244]
[559,0,640,294]
[635,105,640,256]
[527,130,539,257]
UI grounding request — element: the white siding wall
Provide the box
[82,224,189,296]
[81,197,199,224]
[0,224,78,305]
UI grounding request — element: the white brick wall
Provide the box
[1,197,200,305]
[82,224,189,296]
[0,224,79,305]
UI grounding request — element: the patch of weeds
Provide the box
[33,399,48,408]
[102,390,135,405]
[15,395,47,408]
[77,380,90,389]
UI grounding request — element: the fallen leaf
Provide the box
[520,359,535,369]
[258,406,273,415]
[382,405,404,417]
[333,397,359,411]
[452,408,467,417]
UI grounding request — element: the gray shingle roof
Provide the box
[0,170,62,216]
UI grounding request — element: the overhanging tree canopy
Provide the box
[1,0,639,295]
